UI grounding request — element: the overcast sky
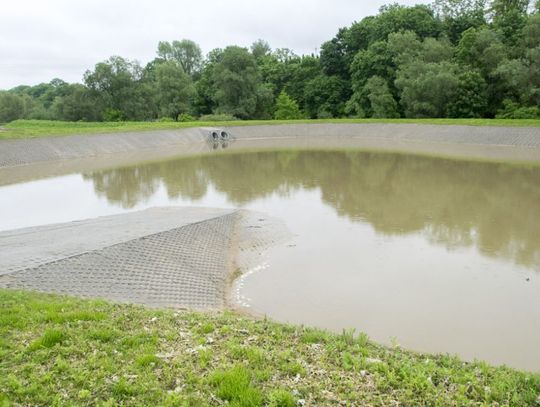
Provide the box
[0,0,430,89]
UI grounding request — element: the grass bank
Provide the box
[1,118,540,139]
[1,289,538,406]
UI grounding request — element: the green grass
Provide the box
[0,289,539,406]
[1,118,540,139]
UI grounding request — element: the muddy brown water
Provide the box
[1,149,539,371]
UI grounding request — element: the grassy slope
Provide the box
[1,290,539,406]
[1,118,540,139]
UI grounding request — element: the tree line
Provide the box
[0,0,539,123]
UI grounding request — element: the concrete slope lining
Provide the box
[226,123,540,148]
[0,127,222,168]
[0,207,235,275]
[1,124,539,172]
[0,207,291,310]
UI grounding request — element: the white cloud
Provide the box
[0,0,430,89]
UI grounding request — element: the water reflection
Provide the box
[83,150,540,271]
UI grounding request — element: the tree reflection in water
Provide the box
[83,150,540,270]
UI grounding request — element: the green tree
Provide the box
[489,0,530,45]
[320,28,351,79]
[387,31,423,66]
[365,76,400,118]
[211,46,263,119]
[192,48,224,116]
[274,91,303,119]
[432,0,487,43]
[253,83,275,119]
[52,84,102,121]
[0,92,26,123]
[520,13,540,49]
[304,75,349,118]
[448,70,488,117]
[84,56,153,120]
[396,61,460,117]
[157,39,203,76]
[421,37,455,62]
[346,4,442,53]
[457,27,507,74]
[155,61,195,120]
[281,56,321,111]
[350,41,395,92]
[495,46,540,106]
[251,39,272,61]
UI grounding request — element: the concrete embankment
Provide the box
[0,207,290,309]
[1,123,539,186]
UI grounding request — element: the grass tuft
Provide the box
[135,354,160,368]
[268,389,297,407]
[29,329,66,350]
[86,328,118,342]
[209,366,264,407]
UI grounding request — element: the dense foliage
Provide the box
[1,0,539,123]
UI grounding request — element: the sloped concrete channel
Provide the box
[0,207,290,309]
[1,123,539,310]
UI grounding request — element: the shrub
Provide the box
[102,109,125,122]
[178,113,195,122]
[317,107,334,119]
[274,91,303,120]
[496,100,540,119]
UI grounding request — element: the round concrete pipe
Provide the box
[220,131,229,140]
[211,131,219,140]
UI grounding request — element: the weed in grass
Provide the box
[300,327,329,344]
[197,348,213,368]
[268,389,297,407]
[52,356,70,373]
[121,333,156,348]
[281,362,305,377]
[0,313,26,329]
[199,322,215,335]
[29,329,65,350]
[86,328,117,342]
[340,328,356,346]
[209,366,263,407]
[112,378,137,398]
[135,354,160,368]
[357,332,370,347]
[0,394,10,407]
[77,389,91,400]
